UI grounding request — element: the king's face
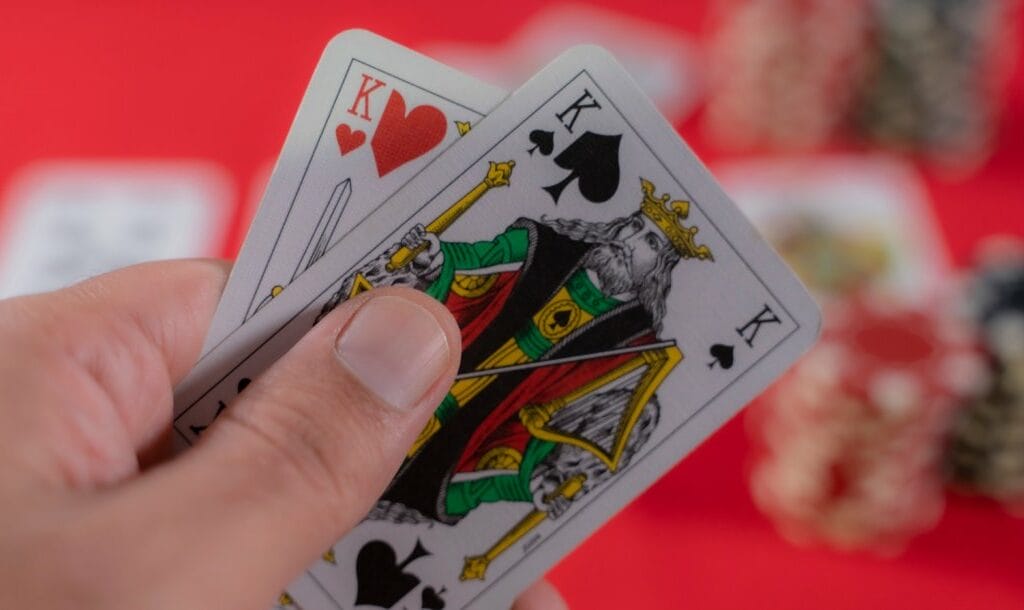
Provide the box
[615,214,670,282]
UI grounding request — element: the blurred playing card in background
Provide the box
[424,3,702,124]
[0,161,232,298]
[716,156,949,304]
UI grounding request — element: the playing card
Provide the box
[174,45,820,609]
[0,160,231,298]
[234,158,276,256]
[716,156,949,303]
[201,29,507,353]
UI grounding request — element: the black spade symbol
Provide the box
[528,129,554,156]
[708,344,735,370]
[550,309,572,331]
[354,539,430,608]
[543,131,621,204]
[421,585,446,610]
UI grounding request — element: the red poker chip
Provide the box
[787,294,984,415]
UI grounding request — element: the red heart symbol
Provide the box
[335,123,366,155]
[371,90,446,177]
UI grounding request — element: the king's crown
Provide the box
[639,178,713,261]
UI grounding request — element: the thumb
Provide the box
[96,288,460,609]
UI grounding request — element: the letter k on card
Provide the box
[338,74,449,177]
[200,30,505,353]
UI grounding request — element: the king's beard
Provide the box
[580,239,676,332]
[584,242,636,297]
[540,215,676,331]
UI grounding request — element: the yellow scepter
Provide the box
[386,160,515,271]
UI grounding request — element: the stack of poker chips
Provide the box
[703,0,872,151]
[704,0,1012,172]
[748,294,986,551]
[857,0,1006,172]
[946,239,1024,513]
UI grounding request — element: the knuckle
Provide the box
[217,403,352,519]
[11,513,124,607]
[219,370,396,521]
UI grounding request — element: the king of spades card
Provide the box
[319,161,713,581]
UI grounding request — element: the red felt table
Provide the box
[2,2,1022,608]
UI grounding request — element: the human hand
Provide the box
[399,223,444,277]
[531,474,574,520]
[0,260,565,610]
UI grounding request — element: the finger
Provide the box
[0,259,228,486]
[430,235,441,253]
[1,257,229,385]
[94,287,460,609]
[513,579,569,610]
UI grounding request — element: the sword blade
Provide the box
[453,339,678,380]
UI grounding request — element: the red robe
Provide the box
[382,219,658,524]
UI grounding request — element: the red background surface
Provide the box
[2,2,1022,608]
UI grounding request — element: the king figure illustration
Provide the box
[320,163,714,579]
